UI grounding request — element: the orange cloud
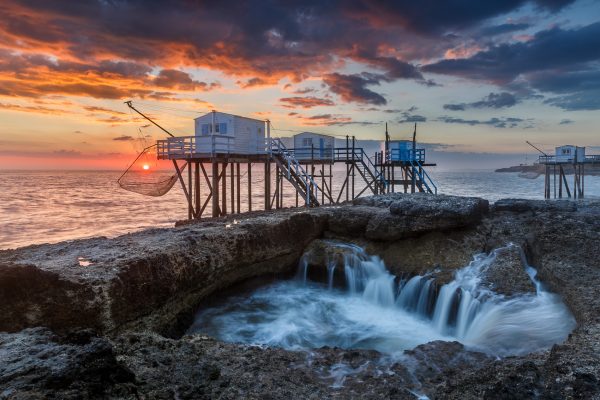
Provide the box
[279,96,335,109]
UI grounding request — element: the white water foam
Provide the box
[188,242,575,357]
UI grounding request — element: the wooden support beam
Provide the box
[582,164,585,198]
[321,164,325,205]
[187,160,192,219]
[221,162,227,215]
[230,162,235,214]
[559,166,563,198]
[279,166,284,207]
[200,163,212,192]
[329,163,332,204]
[236,163,241,213]
[560,166,571,198]
[272,166,280,209]
[265,161,271,210]
[248,163,252,212]
[336,171,350,204]
[212,162,219,217]
[194,162,200,218]
[173,160,194,219]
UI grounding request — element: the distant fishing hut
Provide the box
[292,132,334,162]
[119,102,439,220]
[374,124,437,194]
[538,144,599,199]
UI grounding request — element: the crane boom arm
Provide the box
[125,100,174,138]
[525,141,548,156]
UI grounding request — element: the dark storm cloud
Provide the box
[342,0,573,34]
[397,114,427,123]
[0,1,577,97]
[423,23,600,83]
[444,92,519,111]
[438,116,528,128]
[153,69,220,91]
[480,23,531,36]
[322,73,388,105]
[544,91,600,111]
[424,22,600,109]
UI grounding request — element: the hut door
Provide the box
[319,138,324,157]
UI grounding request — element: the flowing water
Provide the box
[187,243,575,358]
[1,169,599,249]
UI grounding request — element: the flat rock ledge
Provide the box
[1,194,600,399]
[0,193,487,336]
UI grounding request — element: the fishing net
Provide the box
[118,144,187,197]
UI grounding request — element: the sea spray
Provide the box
[188,242,575,357]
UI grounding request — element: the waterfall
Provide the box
[190,241,575,358]
[298,241,576,356]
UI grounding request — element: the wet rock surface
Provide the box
[1,194,599,398]
[0,328,136,399]
[481,245,536,296]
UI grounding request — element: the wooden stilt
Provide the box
[559,166,563,198]
[274,165,280,209]
[194,162,200,218]
[187,160,192,219]
[236,163,241,213]
[173,160,194,219]
[221,162,227,215]
[581,164,585,198]
[279,166,284,207]
[265,161,271,210]
[230,163,234,214]
[212,162,219,217]
[247,163,252,212]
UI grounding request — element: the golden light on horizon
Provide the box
[143,164,150,170]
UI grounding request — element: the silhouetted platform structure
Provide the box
[126,104,437,220]
[538,145,600,199]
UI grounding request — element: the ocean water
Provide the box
[1,168,599,250]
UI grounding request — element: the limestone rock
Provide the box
[0,210,327,335]
[494,198,577,212]
[481,245,536,296]
[0,328,136,399]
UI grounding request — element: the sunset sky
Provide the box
[0,0,599,170]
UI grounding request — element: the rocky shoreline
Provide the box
[1,194,599,399]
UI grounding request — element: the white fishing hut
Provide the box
[292,132,335,161]
[555,145,585,163]
[192,111,268,155]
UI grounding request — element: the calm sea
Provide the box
[1,168,598,250]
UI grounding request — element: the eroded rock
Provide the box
[0,328,136,399]
[482,245,536,296]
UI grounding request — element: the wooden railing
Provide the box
[538,155,600,164]
[157,135,252,159]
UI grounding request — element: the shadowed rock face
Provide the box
[0,328,136,399]
[0,194,599,399]
[0,211,328,335]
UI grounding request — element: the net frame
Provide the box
[117,144,187,197]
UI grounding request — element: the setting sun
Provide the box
[142,164,150,170]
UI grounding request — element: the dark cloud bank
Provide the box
[0,0,598,119]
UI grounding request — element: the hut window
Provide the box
[302,138,313,146]
[201,124,210,135]
[219,123,227,134]
[562,149,570,155]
